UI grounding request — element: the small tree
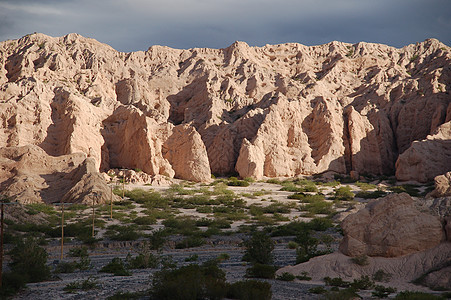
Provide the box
[8,237,51,283]
[242,231,274,265]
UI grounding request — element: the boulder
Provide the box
[339,193,443,257]
[429,171,451,198]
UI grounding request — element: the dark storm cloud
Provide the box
[0,0,450,52]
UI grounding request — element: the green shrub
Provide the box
[68,246,89,257]
[355,181,377,191]
[127,252,159,269]
[302,200,335,216]
[296,271,312,281]
[309,217,334,231]
[242,231,274,265]
[334,186,354,201]
[106,225,141,241]
[151,261,227,300]
[277,272,296,281]
[288,241,298,249]
[351,254,369,266]
[217,253,230,261]
[8,237,51,283]
[308,286,327,294]
[227,178,250,187]
[389,185,420,197]
[373,269,392,282]
[227,280,272,300]
[288,193,325,202]
[133,216,156,225]
[0,272,26,297]
[148,228,168,250]
[323,276,350,287]
[54,261,78,273]
[372,285,397,298]
[185,254,199,262]
[323,288,360,300]
[271,221,310,236]
[245,263,277,279]
[350,275,374,290]
[99,257,131,276]
[266,178,281,184]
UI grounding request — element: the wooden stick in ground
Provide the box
[92,194,96,237]
[61,202,64,260]
[110,185,113,219]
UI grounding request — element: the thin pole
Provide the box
[110,185,113,219]
[0,202,4,288]
[60,203,64,260]
[92,195,95,237]
[122,177,125,200]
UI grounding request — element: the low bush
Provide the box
[350,275,374,290]
[127,252,159,269]
[133,216,156,225]
[308,286,327,294]
[373,269,393,282]
[227,280,272,300]
[333,186,354,201]
[105,225,142,241]
[151,261,227,300]
[227,177,250,187]
[296,271,312,281]
[372,285,397,298]
[217,253,230,261]
[185,254,199,262]
[323,288,360,300]
[351,254,369,266]
[277,272,296,281]
[0,272,26,297]
[245,263,277,279]
[389,185,420,197]
[99,257,131,276]
[107,291,146,300]
[68,246,89,257]
[323,276,350,287]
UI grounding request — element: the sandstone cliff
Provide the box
[0,33,450,185]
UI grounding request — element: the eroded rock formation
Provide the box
[339,193,444,257]
[0,145,118,204]
[0,33,450,191]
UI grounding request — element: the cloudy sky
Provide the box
[0,0,450,52]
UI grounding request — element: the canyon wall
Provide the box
[0,33,450,188]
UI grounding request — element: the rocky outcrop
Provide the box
[0,145,116,204]
[0,33,450,185]
[396,122,451,182]
[162,124,211,182]
[277,243,451,291]
[339,193,443,257]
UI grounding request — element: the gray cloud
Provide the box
[0,0,449,51]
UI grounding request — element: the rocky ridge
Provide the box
[0,33,450,203]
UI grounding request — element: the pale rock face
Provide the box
[101,106,175,178]
[0,145,115,204]
[396,121,451,182]
[162,124,211,182]
[339,193,443,257]
[0,33,450,186]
